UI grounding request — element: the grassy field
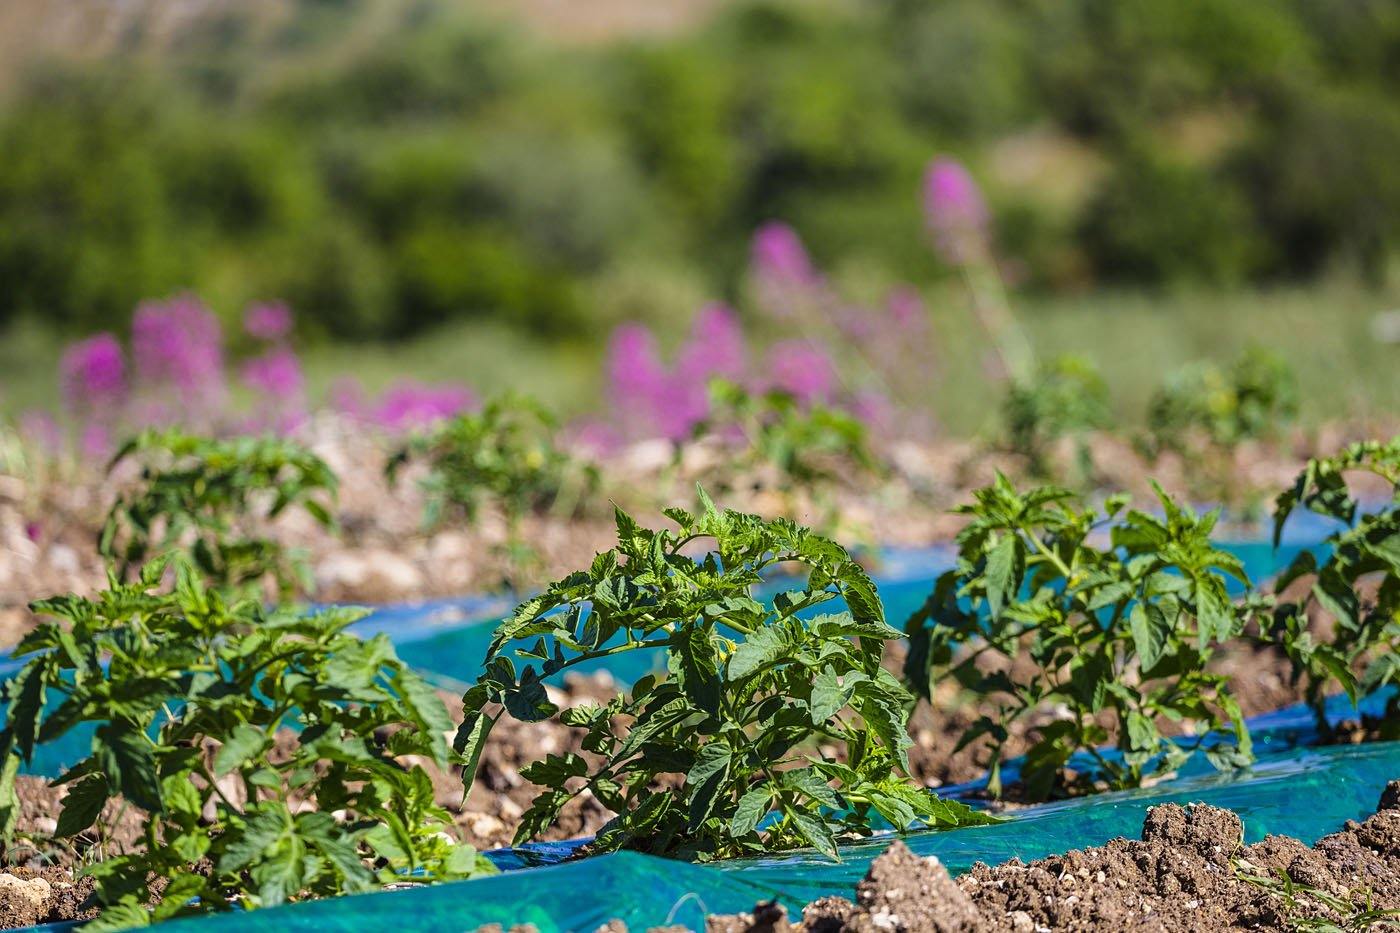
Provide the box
[4,279,1397,438]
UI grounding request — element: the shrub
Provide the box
[457,492,996,860]
[1268,440,1400,740]
[1002,354,1112,480]
[100,430,338,597]
[904,475,1261,799]
[0,557,491,927]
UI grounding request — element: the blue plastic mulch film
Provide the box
[29,739,1398,933]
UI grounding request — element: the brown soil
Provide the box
[693,781,1400,933]
[0,866,98,930]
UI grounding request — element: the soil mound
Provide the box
[689,783,1400,933]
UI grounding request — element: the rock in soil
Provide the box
[679,783,1400,933]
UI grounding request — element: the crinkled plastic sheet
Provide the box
[29,737,1396,933]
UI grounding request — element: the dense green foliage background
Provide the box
[4,0,1400,343]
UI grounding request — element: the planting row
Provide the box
[1,427,1398,927]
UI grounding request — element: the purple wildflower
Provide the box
[608,308,751,441]
[59,333,126,414]
[764,340,837,404]
[239,348,307,436]
[851,389,894,434]
[244,302,294,342]
[131,295,226,416]
[241,347,305,399]
[373,381,476,433]
[922,157,990,266]
[607,324,668,406]
[677,304,746,383]
[751,222,817,287]
[24,521,41,544]
[607,323,678,435]
[563,418,623,458]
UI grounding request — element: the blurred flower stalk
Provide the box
[923,157,1034,385]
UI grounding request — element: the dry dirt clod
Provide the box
[1378,779,1400,812]
[698,791,1400,933]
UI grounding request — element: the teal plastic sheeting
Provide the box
[715,739,1400,905]
[380,537,1318,690]
[150,852,784,933]
[36,738,1395,933]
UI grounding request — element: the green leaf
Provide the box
[785,807,838,860]
[95,724,162,813]
[213,724,270,777]
[512,789,572,845]
[219,806,289,873]
[670,626,722,717]
[984,534,1019,618]
[781,768,840,809]
[56,776,108,837]
[685,743,732,830]
[728,626,791,680]
[1125,711,1158,752]
[808,667,848,724]
[394,668,455,765]
[729,786,771,837]
[1129,603,1170,672]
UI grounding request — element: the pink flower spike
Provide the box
[244,302,294,342]
[373,381,477,433]
[764,340,838,405]
[922,157,989,266]
[131,295,227,416]
[79,422,112,460]
[328,376,369,422]
[59,333,127,414]
[241,347,306,399]
[677,303,747,383]
[751,222,817,288]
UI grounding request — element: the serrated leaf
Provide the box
[1129,603,1170,672]
[55,776,108,837]
[786,807,838,860]
[729,786,771,837]
[213,724,269,777]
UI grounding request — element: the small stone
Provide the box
[0,873,50,908]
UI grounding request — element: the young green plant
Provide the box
[0,557,491,929]
[458,491,995,861]
[1144,346,1298,510]
[386,394,597,588]
[689,380,880,540]
[1268,439,1400,740]
[1002,354,1112,482]
[100,429,337,597]
[904,475,1262,799]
